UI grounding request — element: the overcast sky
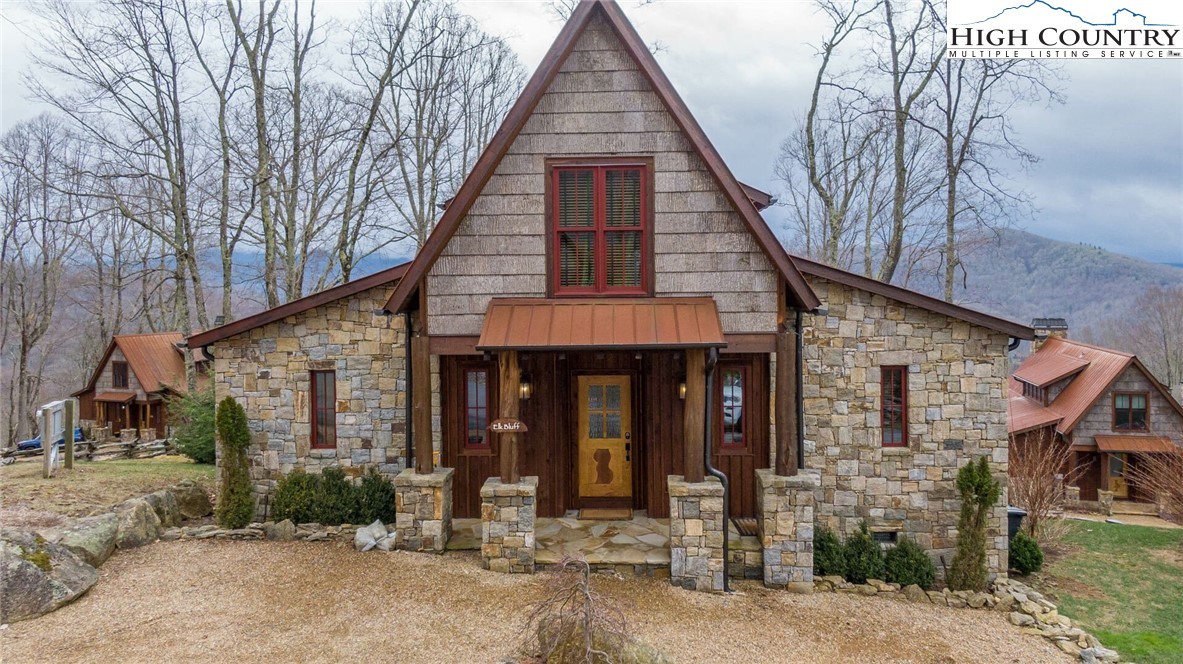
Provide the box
[3,0,1181,264]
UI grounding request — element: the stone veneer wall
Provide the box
[801,276,1012,576]
[394,468,453,552]
[212,284,406,518]
[480,476,537,573]
[756,469,818,592]
[668,475,725,592]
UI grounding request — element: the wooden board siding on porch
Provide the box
[441,350,768,520]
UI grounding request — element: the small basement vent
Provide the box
[872,531,898,545]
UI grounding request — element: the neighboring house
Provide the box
[189,0,1031,582]
[73,332,209,440]
[1008,319,1183,504]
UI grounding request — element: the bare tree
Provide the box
[0,115,81,444]
[1126,446,1183,524]
[1009,427,1083,541]
[379,1,525,248]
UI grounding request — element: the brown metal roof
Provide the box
[189,262,409,349]
[93,391,137,403]
[1094,434,1177,454]
[476,298,726,351]
[1007,395,1062,435]
[383,0,820,315]
[1027,337,1134,434]
[1013,351,1090,388]
[115,333,190,393]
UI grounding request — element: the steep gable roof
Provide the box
[1008,336,1183,434]
[383,0,819,314]
[76,332,198,396]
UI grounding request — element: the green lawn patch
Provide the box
[1038,519,1183,664]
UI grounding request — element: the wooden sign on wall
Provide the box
[489,418,528,434]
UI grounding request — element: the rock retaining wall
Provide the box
[812,576,1120,662]
[668,475,725,592]
[480,476,537,573]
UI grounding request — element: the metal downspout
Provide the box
[796,309,805,470]
[702,347,731,592]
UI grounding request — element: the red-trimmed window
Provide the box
[718,365,747,449]
[311,370,337,449]
[464,368,491,449]
[1113,392,1148,431]
[881,366,907,447]
[112,361,129,389]
[552,165,646,295]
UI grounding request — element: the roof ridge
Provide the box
[1047,336,1134,357]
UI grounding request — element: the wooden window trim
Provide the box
[310,370,337,449]
[714,363,749,454]
[112,361,129,389]
[453,359,499,457]
[1112,391,1149,431]
[545,157,654,297]
[881,366,908,447]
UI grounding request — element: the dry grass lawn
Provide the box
[0,456,213,525]
[1,540,1071,664]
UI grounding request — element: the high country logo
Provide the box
[947,1,1182,59]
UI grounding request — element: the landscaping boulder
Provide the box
[47,513,118,567]
[902,584,929,603]
[0,529,98,623]
[115,498,162,549]
[264,519,296,541]
[142,490,181,528]
[170,479,213,520]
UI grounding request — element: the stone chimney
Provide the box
[1031,318,1068,353]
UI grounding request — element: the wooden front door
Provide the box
[577,375,632,504]
[1108,452,1129,498]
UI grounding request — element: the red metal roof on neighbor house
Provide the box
[114,333,192,394]
[1007,393,1063,434]
[93,391,136,403]
[1008,337,1183,436]
[476,298,726,351]
[1013,351,1090,388]
[1094,434,1177,453]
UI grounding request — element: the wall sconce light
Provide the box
[519,372,533,400]
[678,375,687,400]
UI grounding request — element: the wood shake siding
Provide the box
[426,14,778,336]
[1071,365,1183,446]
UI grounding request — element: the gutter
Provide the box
[701,347,732,592]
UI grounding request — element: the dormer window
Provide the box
[1022,380,1045,404]
[1113,392,1148,430]
[550,162,649,295]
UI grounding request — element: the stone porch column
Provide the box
[668,475,725,592]
[480,476,537,573]
[756,468,819,593]
[393,467,454,552]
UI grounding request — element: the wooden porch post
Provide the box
[411,334,434,474]
[499,350,520,484]
[775,325,799,476]
[683,348,705,483]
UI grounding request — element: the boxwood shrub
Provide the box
[842,522,885,584]
[1010,532,1044,575]
[813,526,846,577]
[270,467,396,525]
[884,537,936,589]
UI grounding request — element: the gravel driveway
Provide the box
[1,540,1071,663]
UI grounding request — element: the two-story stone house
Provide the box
[189,0,1031,591]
